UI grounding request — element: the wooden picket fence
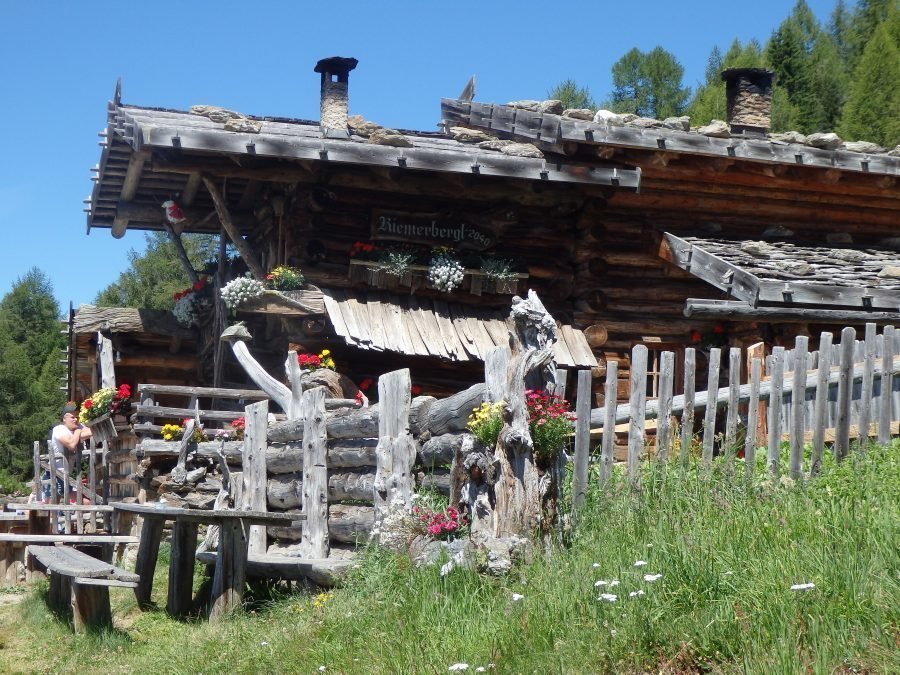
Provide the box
[578,324,899,490]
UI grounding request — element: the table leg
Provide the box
[167,519,199,618]
[208,519,249,620]
[133,516,164,608]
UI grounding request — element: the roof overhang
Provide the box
[659,232,900,313]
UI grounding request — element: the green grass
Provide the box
[0,444,897,674]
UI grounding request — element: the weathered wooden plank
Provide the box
[167,520,198,618]
[363,293,388,352]
[322,289,353,343]
[724,348,741,464]
[857,323,877,448]
[656,351,674,462]
[409,297,447,358]
[401,303,430,357]
[680,348,696,466]
[133,516,164,608]
[432,299,468,361]
[744,357,762,477]
[757,280,900,311]
[301,388,329,558]
[789,336,808,480]
[702,348,721,468]
[133,405,245,422]
[683,298,900,324]
[600,361,618,485]
[450,304,480,360]
[834,327,856,461]
[243,401,268,555]
[627,345,647,479]
[810,332,833,476]
[767,347,785,477]
[571,369,592,509]
[374,369,416,527]
[878,326,895,445]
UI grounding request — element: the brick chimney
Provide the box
[721,68,775,138]
[314,56,358,139]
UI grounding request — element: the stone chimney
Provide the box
[721,68,775,138]
[314,56,358,139]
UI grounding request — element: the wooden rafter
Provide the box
[684,298,900,323]
[201,175,266,280]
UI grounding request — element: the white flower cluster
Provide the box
[428,252,465,292]
[220,275,265,309]
[172,292,210,326]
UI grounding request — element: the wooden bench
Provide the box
[27,545,139,632]
[195,551,354,588]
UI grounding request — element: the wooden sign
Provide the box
[372,210,494,251]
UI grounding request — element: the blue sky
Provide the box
[0,0,838,312]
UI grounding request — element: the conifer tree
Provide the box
[609,46,690,119]
[547,79,596,111]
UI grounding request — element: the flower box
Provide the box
[85,412,118,445]
[348,259,527,296]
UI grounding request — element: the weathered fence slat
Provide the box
[680,348,696,466]
[600,361,617,485]
[243,400,268,555]
[628,345,648,479]
[374,369,416,526]
[724,347,741,464]
[656,351,674,462]
[744,357,762,477]
[767,347,785,477]
[810,332,833,476]
[789,336,808,480]
[835,327,856,461]
[702,348,721,468]
[300,388,329,558]
[571,369,592,509]
[857,323,877,448]
[878,326,895,445]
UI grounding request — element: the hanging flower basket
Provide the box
[85,412,118,445]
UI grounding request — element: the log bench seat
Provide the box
[27,545,139,632]
[195,551,354,588]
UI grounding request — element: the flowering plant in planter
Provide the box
[466,401,505,448]
[78,384,131,424]
[525,389,576,463]
[297,349,335,371]
[349,241,378,260]
[376,246,417,278]
[172,278,212,326]
[479,257,518,282]
[220,274,265,309]
[427,247,465,292]
[266,265,305,291]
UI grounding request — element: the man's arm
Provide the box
[55,427,88,452]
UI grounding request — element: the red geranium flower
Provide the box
[83,399,93,409]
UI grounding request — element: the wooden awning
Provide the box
[321,289,597,368]
[660,233,900,312]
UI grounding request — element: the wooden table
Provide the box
[10,503,115,535]
[112,502,303,619]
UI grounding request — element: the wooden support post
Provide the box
[744,358,762,477]
[857,323,877,449]
[627,345,648,480]
[72,582,112,633]
[301,388,329,558]
[133,516,164,608]
[810,332,833,477]
[724,348,741,464]
[680,348,696,466]
[656,351,674,462]
[702,348,721,468]
[789,336,808,480]
[163,221,200,285]
[88,438,97,530]
[834,327,856,461]
[286,350,304,420]
[878,326,895,446]
[167,519,199,618]
[32,442,40,504]
[747,342,767,446]
[600,361,617,486]
[209,519,249,620]
[202,175,266,280]
[373,369,416,526]
[571,369,592,509]
[767,347,785,477]
[243,401,269,555]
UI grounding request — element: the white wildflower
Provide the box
[220,274,265,309]
[260,641,269,646]
[790,582,815,591]
[428,251,465,292]
[629,590,645,597]
[598,593,618,602]
[448,664,469,672]
[643,574,662,582]
[511,593,524,601]
[318,667,326,672]
[476,669,486,673]
[633,560,648,567]
[723,571,734,576]
[592,562,601,568]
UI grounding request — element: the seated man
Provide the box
[45,403,92,503]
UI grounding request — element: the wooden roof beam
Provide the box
[201,175,266,280]
[684,298,900,323]
[181,172,202,206]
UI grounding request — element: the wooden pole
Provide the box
[162,221,200,285]
[834,327,856,461]
[571,369,592,509]
[724,347,741,464]
[32,441,40,503]
[300,388,329,558]
[789,336,808,480]
[627,345,648,480]
[201,175,266,280]
[600,361,617,486]
[702,348,721,468]
[744,358,762,478]
[680,347,696,466]
[766,347,785,477]
[810,332,833,477]
[877,326,894,445]
[243,401,269,555]
[656,351,674,463]
[373,369,416,527]
[857,323,877,449]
